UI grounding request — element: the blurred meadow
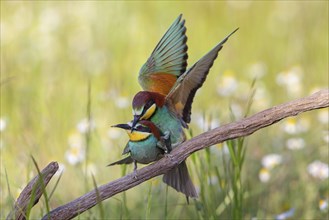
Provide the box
[1,1,328,219]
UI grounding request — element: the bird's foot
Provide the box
[132,160,138,179]
[133,170,138,179]
[164,152,173,161]
[163,131,172,152]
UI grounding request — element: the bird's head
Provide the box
[112,120,161,142]
[131,91,166,128]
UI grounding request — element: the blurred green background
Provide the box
[1,1,328,219]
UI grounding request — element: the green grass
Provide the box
[1,1,328,219]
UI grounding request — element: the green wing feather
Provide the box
[138,14,188,91]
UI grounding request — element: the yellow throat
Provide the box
[126,130,151,142]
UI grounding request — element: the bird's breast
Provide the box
[128,137,163,164]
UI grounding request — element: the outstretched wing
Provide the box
[166,28,238,124]
[138,14,188,96]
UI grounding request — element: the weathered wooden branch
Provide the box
[7,162,59,220]
[8,89,328,220]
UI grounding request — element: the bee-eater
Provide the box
[110,14,199,199]
[130,18,237,199]
[110,14,237,200]
[108,120,197,199]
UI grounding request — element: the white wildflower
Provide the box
[275,208,295,220]
[261,154,282,170]
[217,70,238,97]
[259,168,271,183]
[286,138,305,150]
[76,118,95,134]
[319,199,328,211]
[248,62,267,79]
[115,96,130,109]
[282,118,309,134]
[65,133,86,165]
[307,160,329,180]
[276,66,303,97]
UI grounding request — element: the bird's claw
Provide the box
[133,170,138,179]
[164,152,173,161]
[132,160,138,179]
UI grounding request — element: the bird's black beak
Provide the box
[111,123,131,130]
[131,115,141,132]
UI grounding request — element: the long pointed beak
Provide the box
[131,115,141,132]
[111,123,131,130]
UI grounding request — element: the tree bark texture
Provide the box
[6,162,59,220]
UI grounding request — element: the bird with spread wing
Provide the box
[109,14,238,200]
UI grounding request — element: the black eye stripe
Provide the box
[141,100,154,116]
[146,101,154,110]
[136,125,151,133]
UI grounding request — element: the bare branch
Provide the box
[36,89,328,219]
[7,162,59,220]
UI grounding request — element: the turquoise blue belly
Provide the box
[128,136,163,164]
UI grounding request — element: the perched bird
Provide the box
[110,14,198,199]
[130,19,238,199]
[108,120,197,199]
[109,121,170,166]
[110,14,237,200]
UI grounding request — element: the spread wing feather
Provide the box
[138,14,188,95]
[166,28,239,124]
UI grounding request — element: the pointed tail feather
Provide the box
[107,156,134,166]
[162,160,198,199]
